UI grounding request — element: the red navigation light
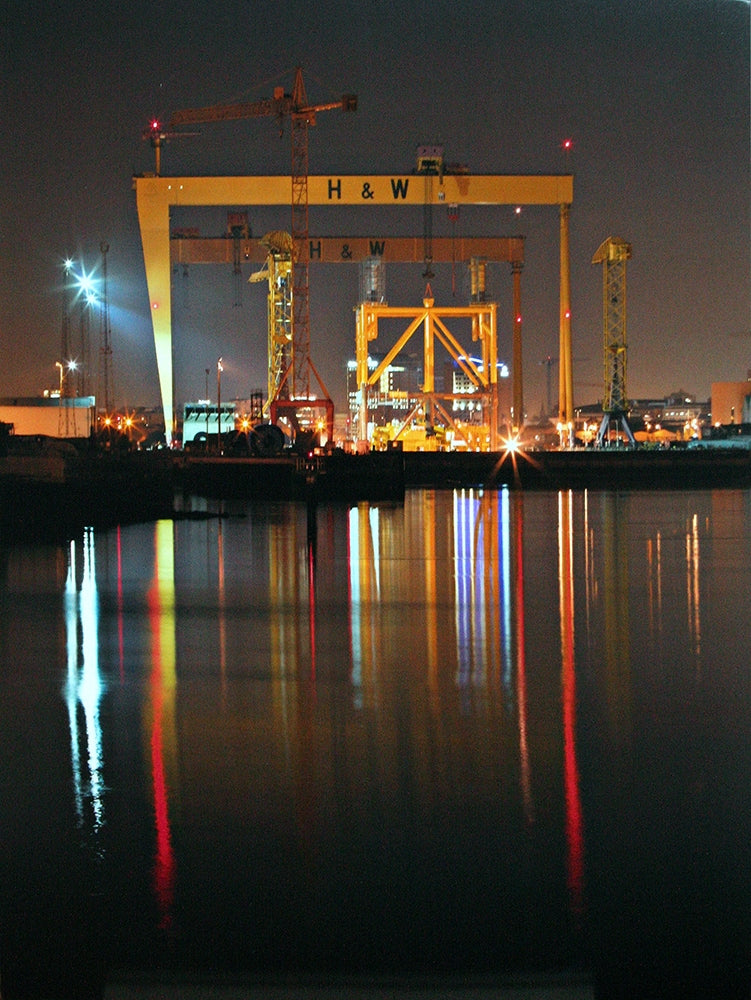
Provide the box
[562,138,573,151]
[150,119,161,132]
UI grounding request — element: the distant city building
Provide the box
[444,358,512,426]
[346,351,424,433]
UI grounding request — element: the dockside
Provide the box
[3,443,751,540]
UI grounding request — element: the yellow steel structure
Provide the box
[592,236,636,447]
[171,235,525,267]
[133,172,572,443]
[248,232,294,406]
[355,292,499,450]
[179,234,524,433]
[558,204,574,444]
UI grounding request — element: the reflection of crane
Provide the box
[168,68,357,421]
[592,236,636,447]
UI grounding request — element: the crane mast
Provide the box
[168,68,356,414]
[592,236,636,447]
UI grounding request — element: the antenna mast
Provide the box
[99,242,114,420]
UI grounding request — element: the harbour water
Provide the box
[1,488,750,997]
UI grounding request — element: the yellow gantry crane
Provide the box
[592,236,636,447]
[168,68,356,438]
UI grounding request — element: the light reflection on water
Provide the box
[64,527,105,846]
[1,488,751,994]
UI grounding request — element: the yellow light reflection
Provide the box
[348,503,381,709]
[686,512,702,662]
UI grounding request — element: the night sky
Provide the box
[1,0,748,416]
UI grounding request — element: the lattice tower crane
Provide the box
[249,231,294,407]
[592,236,636,447]
[168,68,357,411]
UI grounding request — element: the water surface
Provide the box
[1,489,750,997]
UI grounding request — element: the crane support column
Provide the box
[558,203,574,445]
[511,259,523,431]
[135,182,175,442]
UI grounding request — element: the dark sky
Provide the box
[1,0,748,415]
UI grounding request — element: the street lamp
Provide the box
[205,368,210,450]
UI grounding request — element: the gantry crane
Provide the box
[592,236,636,447]
[167,68,356,435]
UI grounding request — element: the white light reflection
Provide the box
[64,527,105,841]
[451,489,513,696]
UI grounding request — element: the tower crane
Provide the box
[167,68,357,437]
[142,120,199,176]
[592,236,636,447]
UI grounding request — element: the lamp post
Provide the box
[55,361,66,438]
[205,368,210,451]
[217,357,223,454]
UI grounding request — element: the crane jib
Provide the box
[168,95,355,129]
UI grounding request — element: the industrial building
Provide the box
[711,379,751,426]
[0,396,95,438]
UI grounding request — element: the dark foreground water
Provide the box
[1,488,751,998]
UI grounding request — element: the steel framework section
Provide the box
[355,294,499,449]
[134,173,572,444]
[249,248,293,407]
